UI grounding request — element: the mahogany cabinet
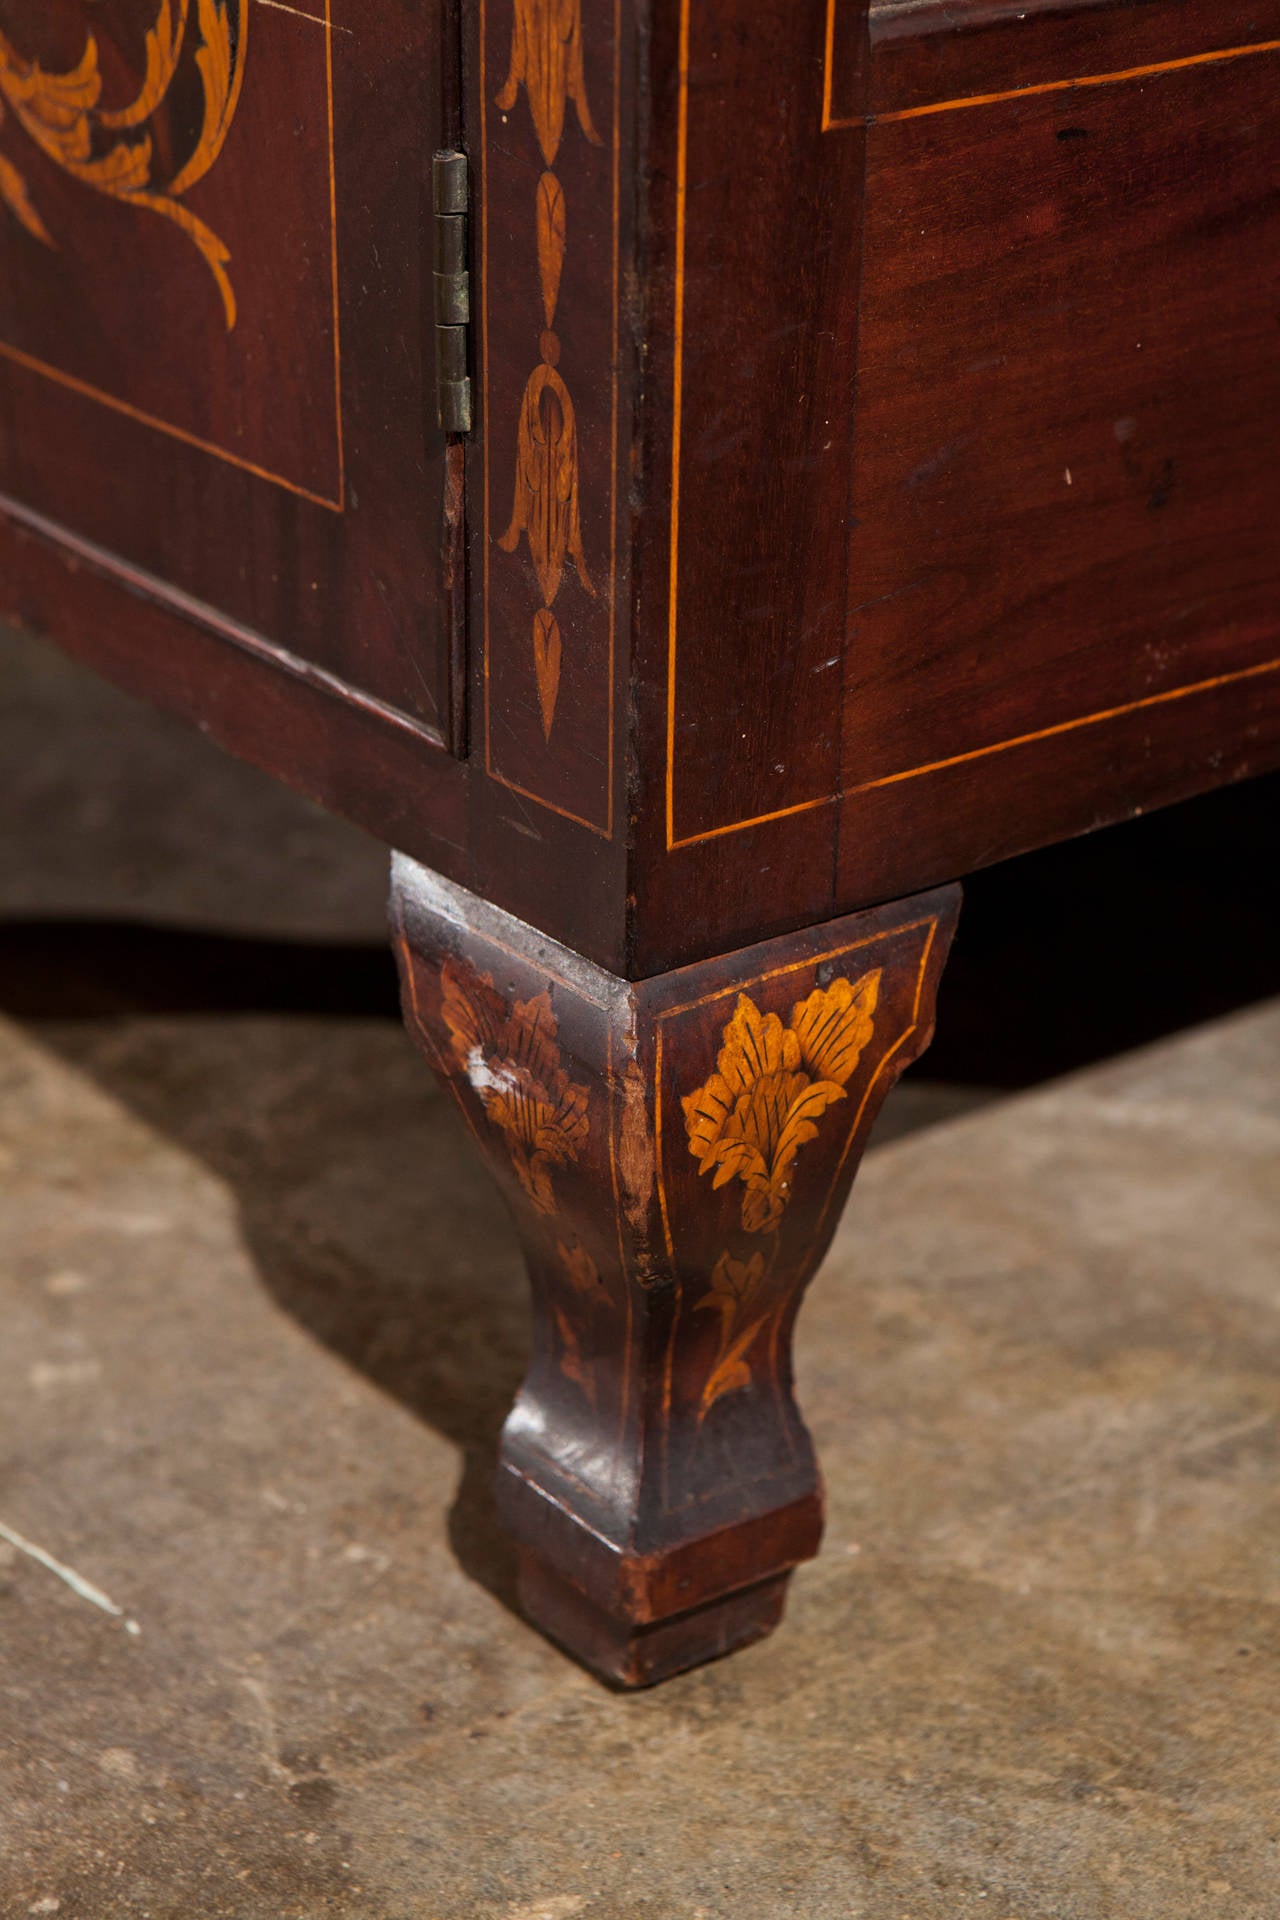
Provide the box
[2,0,1277,1683]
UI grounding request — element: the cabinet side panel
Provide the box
[654,0,870,852]
[628,0,1280,977]
[840,36,1280,804]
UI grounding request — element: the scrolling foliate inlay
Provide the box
[495,0,602,744]
[0,0,248,329]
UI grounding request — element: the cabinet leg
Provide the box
[391,860,960,1686]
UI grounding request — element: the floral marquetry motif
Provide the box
[393,859,960,1687]
[683,973,881,1234]
[500,363,595,610]
[494,0,603,745]
[0,0,249,328]
[553,1236,607,1406]
[440,958,589,1216]
[695,1249,771,1418]
[497,0,601,170]
[535,171,568,323]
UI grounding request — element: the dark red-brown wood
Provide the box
[0,0,456,733]
[393,858,958,1683]
[4,0,1278,1686]
[3,0,1278,980]
[629,0,1280,972]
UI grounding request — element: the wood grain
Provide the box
[393,856,959,1684]
[3,0,1277,986]
[0,0,455,735]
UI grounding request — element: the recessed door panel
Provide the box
[0,0,454,737]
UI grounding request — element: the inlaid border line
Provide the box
[668,4,1280,848]
[653,915,937,1259]
[670,659,1280,849]
[481,0,621,841]
[606,1024,636,1487]
[663,0,691,854]
[653,915,939,1514]
[826,30,1280,131]
[0,0,345,511]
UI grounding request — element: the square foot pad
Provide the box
[517,1552,794,1689]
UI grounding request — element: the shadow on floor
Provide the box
[13,1007,534,1616]
[2,770,1277,1617]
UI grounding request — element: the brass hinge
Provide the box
[433,150,472,435]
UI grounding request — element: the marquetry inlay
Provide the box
[0,2,249,328]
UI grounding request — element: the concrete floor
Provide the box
[1,1002,1277,1918]
[2,630,1279,1916]
[0,630,389,939]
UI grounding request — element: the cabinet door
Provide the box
[0,0,461,745]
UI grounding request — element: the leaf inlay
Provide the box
[442,957,589,1215]
[682,972,882,1233]
[0,2,248,327]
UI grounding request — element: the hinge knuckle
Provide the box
[432,151,472,435]
[433,150,468,217]
[436,329,473,435]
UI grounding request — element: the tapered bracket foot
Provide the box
[391,858,960,1684]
